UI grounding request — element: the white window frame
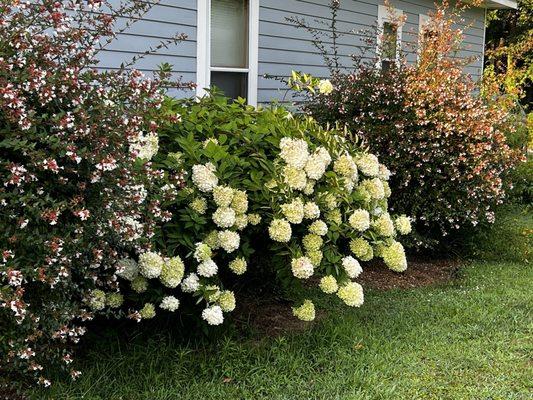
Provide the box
[376,4,403,69]
[196,0,259,106]
[417,14,430,61]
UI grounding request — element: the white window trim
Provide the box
[196,0,259,106]
[376,4,403,69]
[417,14,430,61]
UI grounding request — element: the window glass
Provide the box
[382,22,398,60]
[211,0,249,68]
[211,71,248,99]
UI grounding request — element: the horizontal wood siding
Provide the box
[95,0,485,104]
[97,0,197,98]
[257,0,485,103]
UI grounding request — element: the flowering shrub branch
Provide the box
[0,0,186,388]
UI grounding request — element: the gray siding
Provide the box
[257,0,485,103]
[96,0,485,103]
[97,0,197,98]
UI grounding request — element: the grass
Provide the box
[462,204,532,263]
[33,206,532,399]
[34,259,532,400]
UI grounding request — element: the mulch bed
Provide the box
[234,257,462,337]
[359,257,462,291]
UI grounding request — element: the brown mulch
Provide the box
[234,257,462,337]
[359,258,462,291]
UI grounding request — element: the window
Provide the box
[197,0,259,105]
[418,14,437,55]
[376,5,403,71]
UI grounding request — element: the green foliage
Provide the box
[484,0,532,108]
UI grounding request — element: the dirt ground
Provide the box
[235,258,462,337]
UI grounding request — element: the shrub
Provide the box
[0,0,178,387]
[142,93,411,327]
[301,3,524,245]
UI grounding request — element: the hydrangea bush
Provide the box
[129,94,411,329]
[0,0,183,387]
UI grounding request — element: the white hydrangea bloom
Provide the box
[372,213,395,237]
[319,275,338,294]
[268,219,292,242]
[181,273,200,293]
[360,178,385,200]
[291,256,314,279]
[212,185,234,207]
[382,241,407,272]
[317,79,333,95]
[283,165,307,190]
[342,256,363,279]
[160,296,180,312]
[218,230,240,253]
[337,281,364,307]
[303,202,320,220]
[304,151,328,180]
[218,291,236,312]
[194,242,212,262]
[130,132,159,161]
[231,190,249,214]
[309,220,328,236]
[348,209,370,232]
[197,259,218,277]
[234,214,248,230]
[116,258,138,281]
[279,137,309,169]
[281,198,305,224]
[212,207,236,228]
[303,180,316,195]
[192,163,218,192]
[247,213,261,226]
[315,147,332,166]
[356,154,380,177]
[395,215,412,235]
[229,257,247,275]
[202,305,224,325]
[138,252,164,279]
[333,154,358,180]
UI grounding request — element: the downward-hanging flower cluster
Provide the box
[261,129,410,320]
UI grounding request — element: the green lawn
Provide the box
[35,259,532,400]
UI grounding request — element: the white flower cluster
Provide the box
[130,132,159,161]
[356,153,380,177]
[342,256,362,279]
[349,209,370,231]
[279,138,332,192]
[291,256,314,279]
[281,198,305,224]
[160,296,180,312]
[268,218,292,242]
[280,137,309,169]
[192,163,218,192]
[333,154,358,192]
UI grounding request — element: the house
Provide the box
[99,0,517,106]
